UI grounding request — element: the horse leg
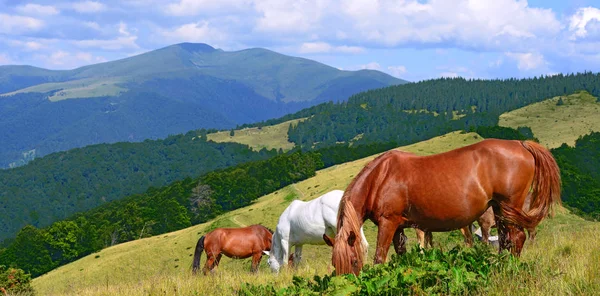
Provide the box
[375,219,400,264]
[292,245,303,268]
[280,240,290,268]
[527,228,537,243]
[460,224,474,247]
[393,228,408,255]
[480,222,491,244]
[414,229,425,249]
[213,254,223,272]
[425,231,433,248]
[251,252,263,273]
[202,252,219,275]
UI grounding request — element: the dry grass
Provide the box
[206,119,305,152]
[499,91,600,148]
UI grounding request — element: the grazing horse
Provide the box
[330,139,561,275]
[265,190,368,273]
[192,224,273,275]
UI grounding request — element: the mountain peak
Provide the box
[175,43,217,53]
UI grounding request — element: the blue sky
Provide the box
[1,0,599,82]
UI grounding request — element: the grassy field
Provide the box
[0,77,127,101]
[499,91,600,148]
[206,119,304,152]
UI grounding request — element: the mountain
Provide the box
[0,43,405,168]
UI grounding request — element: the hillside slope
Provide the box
[499,91,600,148]
[0,43,404,168]
[30,131,483,294]
[32,131,600,296]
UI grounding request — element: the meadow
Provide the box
[206,118,304,152]
[32,131,600,295]
[499,91,600,148]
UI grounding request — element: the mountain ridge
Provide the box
[0,43,405,167]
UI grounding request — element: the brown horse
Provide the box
[331,139,561,275]
[192,224,273,275]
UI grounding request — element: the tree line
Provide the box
[0,131,278,243]
[287,72,600,148]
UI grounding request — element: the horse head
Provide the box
[331,229,363,275]
[265,249,281,273]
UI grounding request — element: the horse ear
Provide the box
[262,250,270,256]
[323,234,335,247]
[347,231,356,246]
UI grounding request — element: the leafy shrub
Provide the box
[239,244,529,295]
[0,265,34,295]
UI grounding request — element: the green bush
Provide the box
[239,244,529,295]
[0,265,34,295]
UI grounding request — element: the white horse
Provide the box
[264,190,369,273]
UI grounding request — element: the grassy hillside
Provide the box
[31,131,480,294]
[206,119,305,152]
[31,130,600,296]
[499,91,600,148]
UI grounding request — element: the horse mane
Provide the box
[334,151,399,275]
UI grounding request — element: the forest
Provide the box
[287,73,600,148]
[0,131,278,242]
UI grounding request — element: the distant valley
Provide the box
[0,43,405,168]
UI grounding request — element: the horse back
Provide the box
[204,225,272,258]
[373,139,536,230]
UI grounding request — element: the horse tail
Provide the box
[332,198,365,275]
[522,141,561,220]
[500,141,561,230]
[192,235,205,274]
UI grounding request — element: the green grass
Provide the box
[206,119,304,152]
[499,91,600,148]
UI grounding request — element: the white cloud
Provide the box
[8,40,44,51]
[0,14,44,34]
[505,52,547,70]
[569,7,600,40]
[298,42,364,54]
[387,65,407,77]
[337,0,560,50]
[440,72,459,78]
[72,1,106,13]
[254,0,329,33]
[166,0,248,16]
[36,50,106,68]
[360,62,382,71]
[160,21,228,44]
[16,4,60,16]
[119,22,132,36]
[0,53,13,65]
[84,21,101,31]
[73,36,139,50]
